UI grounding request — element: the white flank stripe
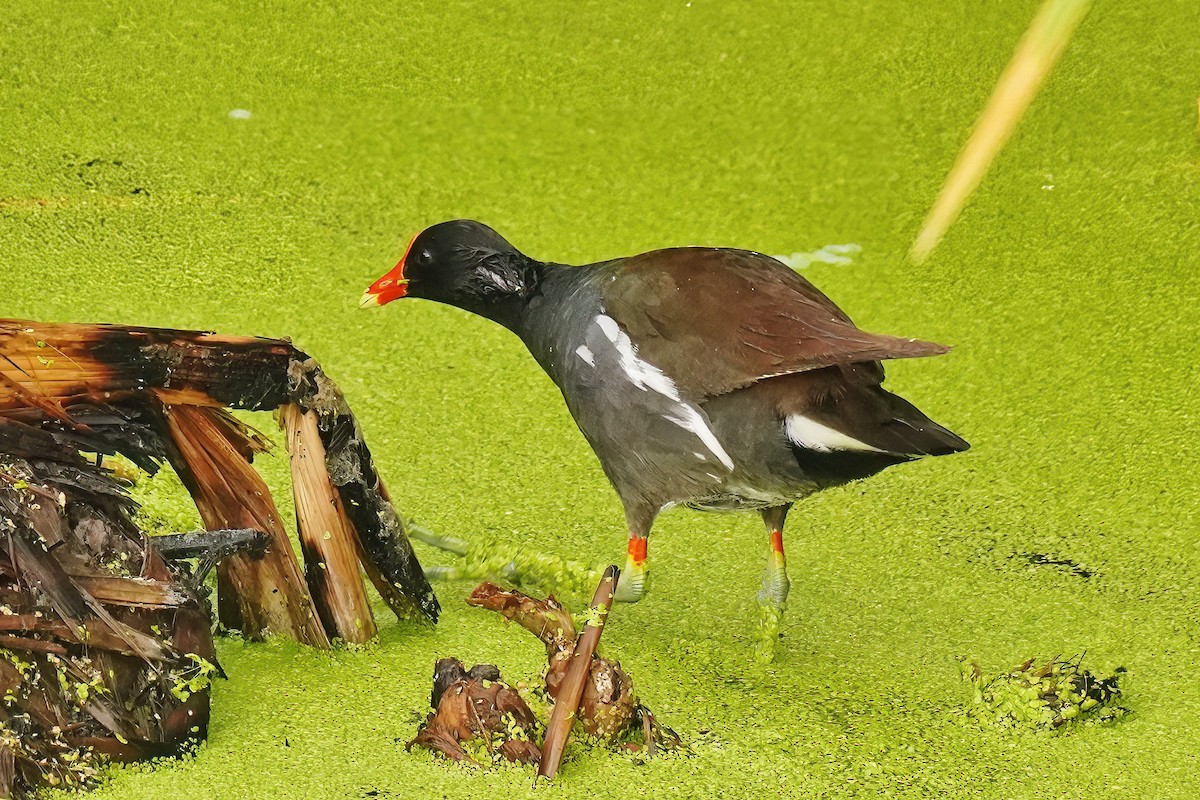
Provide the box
[595,314,621,342]
[786,414,882,453]
[665,410,735,470]
[575,345,595,366]
[596,314,679,399]
[593,314,735,471]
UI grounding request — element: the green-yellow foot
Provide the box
[755,602,785,663]
[754,529,789,662]
[613,535,647,603]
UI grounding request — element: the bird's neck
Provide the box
[468,294,533,332]
[508,263,606,382]
[458,256,549,331]
[456,259,602,384]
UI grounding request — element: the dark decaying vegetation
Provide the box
[410,575,676,778]
[0,319,436,797]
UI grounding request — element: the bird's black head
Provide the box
[361,220,539,325]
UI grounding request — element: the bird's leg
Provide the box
[614,506,657,603]
[756,505,791,611]
[755,504,791,661]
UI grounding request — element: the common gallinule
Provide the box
[362,220,967,621]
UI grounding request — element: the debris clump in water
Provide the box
[960,655,1127,730]
[408,582,678,771]
[406,657,542,766]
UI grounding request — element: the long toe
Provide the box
[613,566,647,603]
[755,571,789,663]
[756,569,790,611]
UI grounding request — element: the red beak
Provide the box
[361,236,415,308]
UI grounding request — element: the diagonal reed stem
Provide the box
[910,0,1093,264]
[537,565,620,781]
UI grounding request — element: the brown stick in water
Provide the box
[537,565,619,781]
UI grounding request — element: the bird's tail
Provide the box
[870,390,969,457]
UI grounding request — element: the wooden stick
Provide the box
[71,576,190,608]
[280,403,377,643]
[910,0,1093,264]
[0,636,69,655]
[538,565,619,781]
[159,403,329,647]
[0,741,13,800]
[149,528,268,561]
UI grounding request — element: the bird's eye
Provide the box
[418,250,434,265]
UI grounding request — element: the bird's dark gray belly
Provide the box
[558,355,823,512]
[542,315,744,512]
[685,388,822,511]
[560,371,732,511]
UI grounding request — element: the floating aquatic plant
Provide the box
[409,523,603,601]
[960,654,1127,730]
[772,243,862,270]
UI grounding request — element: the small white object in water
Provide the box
[772,243,862,270]
[228,109,252,120]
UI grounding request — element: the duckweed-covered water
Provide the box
[4,1,1199,797]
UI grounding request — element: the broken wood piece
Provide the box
[319,428,437,622]
[71,576,190,608]
[280,403,376,643]
[0,450,220,797]
[0,316,441,793]
[284,356,437,623]
[538,565,619,780]
[150,528,270,582]
[0,616,169,658]
[159,402,329,647]
[465,582,576,705]
[7,520,171,663]
[150,528,268,560]
[0,742,13,800]
[0,635,69,655]
[0,317,438,632]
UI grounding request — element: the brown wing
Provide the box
[601,248,949,398]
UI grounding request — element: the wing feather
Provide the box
[601,248,949,398]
